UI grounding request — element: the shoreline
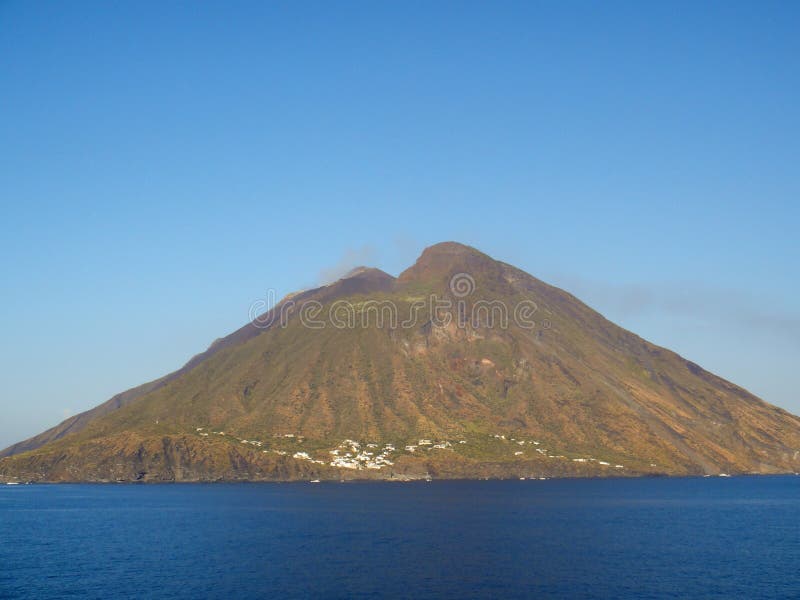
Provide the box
[4,472,799,485]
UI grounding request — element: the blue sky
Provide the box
[1,1,798,450]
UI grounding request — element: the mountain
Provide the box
[2,242,799,482]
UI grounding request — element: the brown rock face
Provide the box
[2,242,799,482]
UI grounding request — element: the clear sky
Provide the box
[1,1,798,450]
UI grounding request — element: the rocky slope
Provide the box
[2,242,799,482]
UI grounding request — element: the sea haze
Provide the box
[1,477,799,599]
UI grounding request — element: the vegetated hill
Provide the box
[2,242,799,482]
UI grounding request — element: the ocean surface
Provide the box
[1,476,799,599]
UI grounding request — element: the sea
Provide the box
[1,476,799,599]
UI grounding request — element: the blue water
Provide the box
[1,477,799,599]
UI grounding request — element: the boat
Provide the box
[6,482,19,485]
[310,479,321,483]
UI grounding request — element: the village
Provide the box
[192,427,627,472]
